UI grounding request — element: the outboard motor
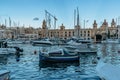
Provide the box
[14,46,23,52]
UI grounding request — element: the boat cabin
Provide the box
[0,40,7,48]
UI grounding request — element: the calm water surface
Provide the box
[0,43,120,80]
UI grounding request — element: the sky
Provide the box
[0,0,120,29]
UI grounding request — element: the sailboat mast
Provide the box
[9,17,11,28]
[5,19,7,27]
[77,7,79,26]
[74,9,76,28]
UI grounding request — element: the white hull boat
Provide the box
[32,40,53,46]
[0,70,10,80]
[96,59,120,80]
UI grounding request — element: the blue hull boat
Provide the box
[39,48,80,63]
[39,54,79,62]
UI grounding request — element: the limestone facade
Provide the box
[0,19,118,41]
[39,19,118,41]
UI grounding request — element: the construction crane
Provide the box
[45,10,57,29]
[45,10,58,38]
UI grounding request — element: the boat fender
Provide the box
[34,50,37,54]
[97,57,100,60]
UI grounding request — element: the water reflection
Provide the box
[98,43,120,65]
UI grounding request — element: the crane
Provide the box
[45,10,57,29]
[45,10,58,38]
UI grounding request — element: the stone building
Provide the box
[39,20,74,39]
[93,19,118,42]
[117,25,120,39]
[39,19,118,42]
[0,18,118,42]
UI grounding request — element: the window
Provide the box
[73,32,74,36]
[88,34,90,36]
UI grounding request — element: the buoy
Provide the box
[34,50,37,54]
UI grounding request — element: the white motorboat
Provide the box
[0,40,23,55]
[101,39,119,44]
[6,39,24,44]
[96,58,120,80]
[0,70,10,80]
[32,40,53,46]
[67,40,81,46]
[63,44,97,55]
[0,40,15,55]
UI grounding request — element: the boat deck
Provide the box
[75,49,97,55]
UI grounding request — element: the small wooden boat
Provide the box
[0,70,10,80]
[39,48,79,63]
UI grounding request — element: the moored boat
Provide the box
[0,40,23,55]
[96,57,120,80]
[63,44,97,55]
[0,40,15,56]
[101,39,119,44]
[0,70,10,80]
[39,47,79,63]
[32,40,53,46]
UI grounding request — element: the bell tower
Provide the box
[93,20,97,29]
[102,19,108,27]
[111,19,116,27]
[93,20,97,42]
[42,20,47,29]
[41,20,47,38]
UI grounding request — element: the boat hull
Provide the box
[32,41,53,46]
[39,54,79,63]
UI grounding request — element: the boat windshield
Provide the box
[63,49,69,55]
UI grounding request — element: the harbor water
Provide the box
[0,43,120,80]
